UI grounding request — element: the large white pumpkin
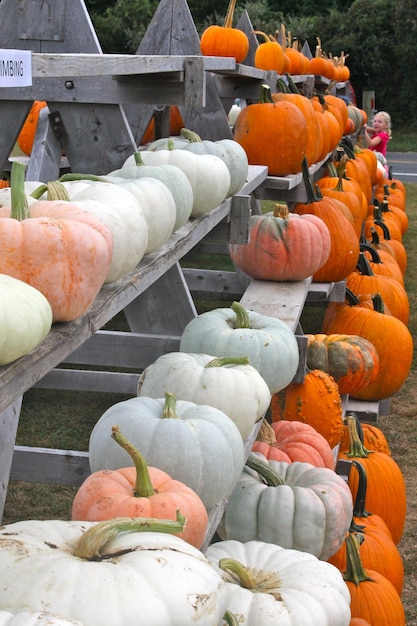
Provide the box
[0,611,84,625]
[88,393,245,510]
[206,540,351,625]
[137,352,271,440]
[0,518,227,626]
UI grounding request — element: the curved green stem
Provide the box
[111,426,155,498]
[344,414,373,459]
[222,610,240,626]
[231,301,251,329]
[219,558,258,589]
[205,356,249,368]
[343,532,375,584]
[180,128,202,143]
[246,453,285,486]
[74,510,186,560]
[10,161,30,220]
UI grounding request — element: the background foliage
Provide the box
[85,0,417,129]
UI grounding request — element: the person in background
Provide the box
[363,110,392,176]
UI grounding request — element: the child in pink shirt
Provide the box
[364,111,391,157]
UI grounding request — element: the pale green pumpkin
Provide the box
[88,392,245,510]
[179,301,299,394]
[0,274,53,366]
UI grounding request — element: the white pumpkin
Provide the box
[217,453,353,561]
[0,610,84,625]
[123,150,231,218]
[69,181,149,281]
[0,517,227,626]
[137,352,271,440]
[70,196,148,283]
[0,274,53,366]
[88,392,245,510]
[117,177,177,253]
[109,157,193,231]
[206,540,351,626]
[179,301,300,394]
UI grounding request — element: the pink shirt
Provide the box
[369,131,389,157]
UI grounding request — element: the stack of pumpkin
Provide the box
[0,132,249,368]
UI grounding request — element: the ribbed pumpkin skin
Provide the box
[338,449,407,545]
[229,212,331,281]
[305,333,380,396]
[347,570,406,626]
[233,100,308,176]
[328,527,404,595]
[252,419,335,469]
[272,92,321,166]
[200,24,249,62]
[339,422,391,456]
[322,298,413,401]
[270,369,345,449]
[293,196,360,283]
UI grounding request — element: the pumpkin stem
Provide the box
[223,0,237,29]
[231,301,251,329]
[246,453,285,486]
[273,203,289,218]
[219,558,259,589]
[255,418,277,445]
[204,356,250,368]
[301,156,317,204]
[134,151,145,166]
[344,414,373,458]
[180,128,202,143]
[356,251,375,276]
[73,510,186,560]
[222,610,240,626]
[58,172,111,183]
[161,391,180,419]
[45,180,71,202]
[10,161,30,221]
[259,83,274,104]
[111,425,155,498]
[343,532,375,585]
[349,459,375,529]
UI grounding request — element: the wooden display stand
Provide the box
[0,0,378,530]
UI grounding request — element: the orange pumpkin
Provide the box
[0,163,112,322]
[346,251,409,325]
[17,100,47,156]
[234,84,308,176]
[305,333,380,396]
[140,105,184,145]
[339,416,391,456]
[228,205,331,281]
[253,31,286,73]
[272,85,322,166]
[338,415,407,544]
[252,418,335,469]
[271,369,345,449]
[200,0,249,62]
[72,426,208,549]
[328,461,404,595]
[293,159,360,282]
[322,290,413,402]
[343,533,406,625]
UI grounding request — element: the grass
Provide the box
[2,176,417,622]
[388,127,417,152]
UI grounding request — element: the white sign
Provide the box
[0,49,32,87]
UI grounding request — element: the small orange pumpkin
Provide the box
[17,100,47,156]
[271,369,345,449]
[200,0,249,62]
[72,426,208,549]
[252,418,335,469]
